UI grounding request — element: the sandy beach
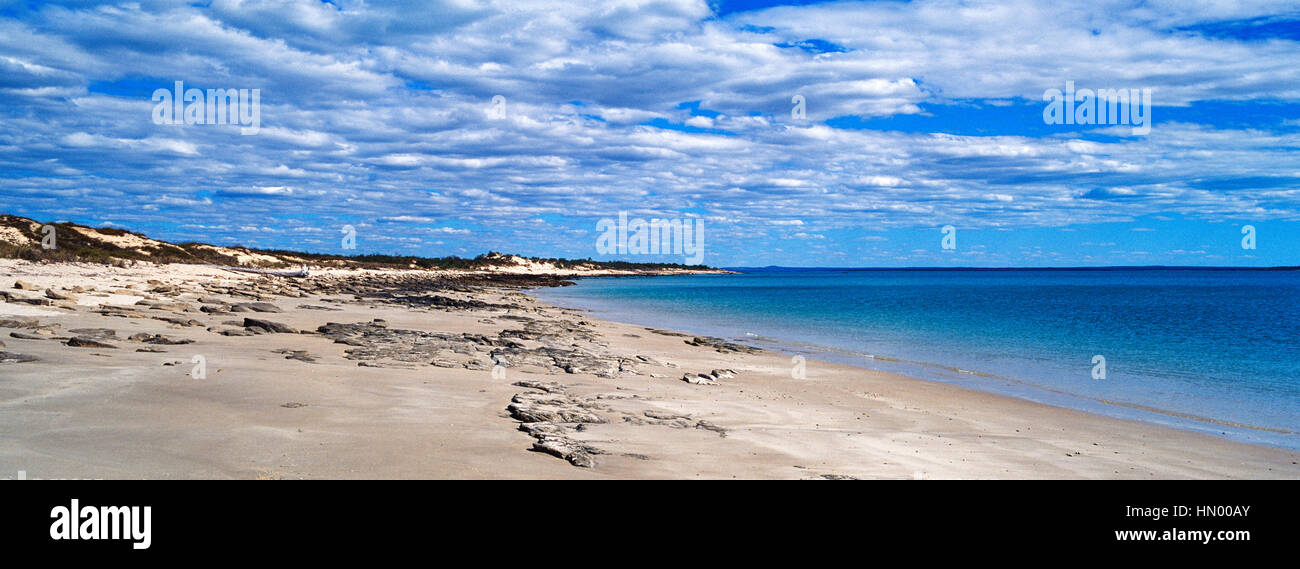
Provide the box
[0,259,1296,480]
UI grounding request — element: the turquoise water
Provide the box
[533,268,1300,448]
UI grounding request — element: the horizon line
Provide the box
[721,265,1300,271]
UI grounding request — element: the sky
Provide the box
[1,0,1298,267]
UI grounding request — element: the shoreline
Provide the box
[1,260,1296,479]
[534,274,1300,451]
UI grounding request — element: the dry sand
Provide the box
[0,260,1296,479]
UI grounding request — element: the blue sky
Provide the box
[1,0,1298,267]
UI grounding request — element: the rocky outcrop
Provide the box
[242,318,297,334]
[0,351,38,363]
[684,336,762,354]
[65,336,116,348]
[508,386,608,468]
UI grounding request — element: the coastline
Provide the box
[533,271,1300,450]
[1,260,1296,479]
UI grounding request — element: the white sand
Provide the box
[0,260,1296,479]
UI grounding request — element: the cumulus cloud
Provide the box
[0,0,1297,264]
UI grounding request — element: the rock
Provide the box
[682,373,718,385]
[127,333,194,345]
[512,380,567,394]
[44,288,74,300]
[297,304,341,311]
[69,328,117,339]
[644,410,688,420]
[135,347,168,353]
[531,436,597,468]
[0,351,38,363]
[12,280,37,290]
[430,359,461,368]
[219,328,255,336]
[10,332,44,340]
[233,302,282,313]
[508,393,606,424]
[695,420,727,437]
[65,336,117,349]
[152,316,202,327]
[242,318,297,334]
[0,318,39,329]
[685,336,762,354]
[518,422,568,436]
[462,358,492,371]
[272,349,316,363]
[280,402,308,408]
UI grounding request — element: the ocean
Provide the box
[533,268,1300,449]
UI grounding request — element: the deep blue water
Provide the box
[533,268,1300,448]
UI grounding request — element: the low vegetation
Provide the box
[0,215,713,272]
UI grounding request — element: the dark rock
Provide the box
[234,302,282,313]
[0,351,38,363]
[684,336,762,354]
[272,349,316,363]
[65,336,117,349]
[127,332,194,345]
[152,316,202,327]
[242,318,297,334]
[69,328,117,339]
[297,304,341,311]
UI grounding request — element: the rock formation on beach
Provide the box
[0,217,746,472]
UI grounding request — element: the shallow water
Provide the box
[534,268,1300,449]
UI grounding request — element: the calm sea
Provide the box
[532,268,1300,448]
